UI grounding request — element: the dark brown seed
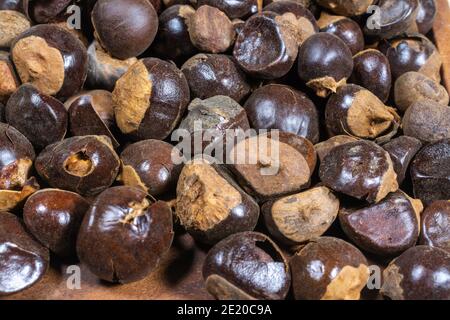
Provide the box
[175,159,259,244]
[319,140,399,203]
[381,246,450,300]
[91,0,158,59]
[229,132,316,200]
[394,72,449,112]
[233,12,299,79]
[350,49,392,103]
[410,139,450,205]
[0,212,49,296]
[244,84,320,143]
[6,84,68,150]
[22,0,72,23]
[23,189,90,258]
[263,0,319,46]
[112,58,190,141]
[339,191,423,256]
[196,0,257,19]
[188,5,235,54]
[420,200,450,252]
[150,5,197,63]
[315,0,375,16]
[181,54,250,103]
[298,33,353,97]
[262,186,339,246]
[86,41,138,92]
[77,186,174,283]
[325,84,400,141]
[314,135,358,162]
[414,0,436,34]
[120,139,183,196]
[402,99,450,143]
[66,90,120,148]
[382,136,422,184]
[318,12,364,55]
[0,51,20,104]
[363,0,419,39]
[290,237,369,300]
[0,10,30,48]
[10,24,88,100]
[379,33,442,82]
[35,135,120,196]
[203,231,290,300]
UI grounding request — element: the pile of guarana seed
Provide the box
[0,0,449,300]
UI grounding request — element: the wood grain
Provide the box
[434,0,450,90]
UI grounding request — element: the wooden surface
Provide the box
[434,0,450,90]
[4,233,213,300]
[3,0,450,300]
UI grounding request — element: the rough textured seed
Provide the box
[175,159,259,244]
[113,60,152,135]
[262,186,339,245]
[229,133,313,200]
[0,10,31,48]
[0,52,19,104]
[402,99,450,143]
[12,36,65,96]
[394,72,449,112]
[188,5,235,53]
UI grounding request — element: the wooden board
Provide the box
[3,0,450,300]
[434,0,450,90]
